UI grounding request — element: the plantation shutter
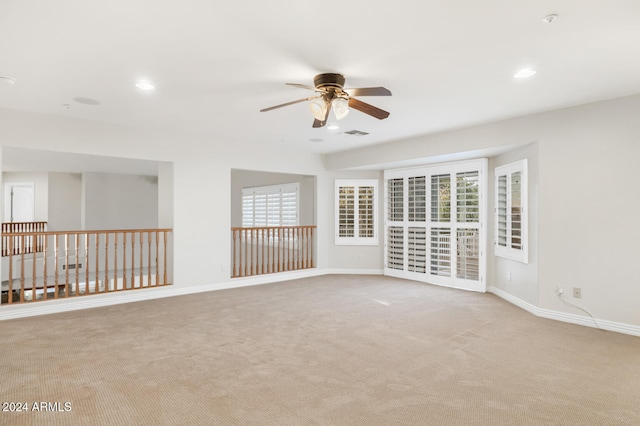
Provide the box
[384,159,487,292]
[494,160,528,263]
[241,183,299,227]
[335,180,378,245]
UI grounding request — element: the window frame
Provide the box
[335,179,379,246]
[494,159,528,264]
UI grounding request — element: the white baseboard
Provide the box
[7,273,636,338]
[0,268,382,321]
[488,286,640,337]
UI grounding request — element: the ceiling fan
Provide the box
[260,73,392,128]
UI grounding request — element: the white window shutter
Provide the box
[335,180,378,245]
[494,160,528,263]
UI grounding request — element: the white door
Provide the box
[384,159,487,292]
[4,183,35,222]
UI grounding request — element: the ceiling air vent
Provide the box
[344,130,369,136]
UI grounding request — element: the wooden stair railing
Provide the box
[1,228,172,305]
[231,225,315,278]
[2,222,47,256]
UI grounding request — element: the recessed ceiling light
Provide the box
[514,68,536,79]
[542,14,558,23]
[135,81,155,91]
[0,75,17,85]
[327,124,340,130]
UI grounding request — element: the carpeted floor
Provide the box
[1,274,639,425]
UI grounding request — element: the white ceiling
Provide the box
[1,0,639,156]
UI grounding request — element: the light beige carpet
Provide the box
[1,275,639,425]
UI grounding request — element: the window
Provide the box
[494,159,528,263]
[335,180,378,245]
[384,159,487,293]
[242,183,299,227]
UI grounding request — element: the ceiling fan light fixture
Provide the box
[309,97,327,121]
[332,96,349,120]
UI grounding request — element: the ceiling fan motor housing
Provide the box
[314,73,345,91]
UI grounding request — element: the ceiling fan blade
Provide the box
[286,83,316,90]
[346,87,392,96]
[260,97,314,112]
[312,100,332,128]
[348,97,390,120]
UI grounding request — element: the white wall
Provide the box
[489,143,539,307]
[318,169,384,272]
[47,172,82,231]
[325,95,640,328]
[82,172,158,230]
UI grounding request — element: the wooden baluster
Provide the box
[123,232,127,290]
[260,228,264,275]
[248,229,253,276]
[163,231,168,285]
[274,228,278,272]
[253,229,257,276]
[278,227,282,272]
[32,238,37,299]
[20,235,25,303]
[65,234,70,296]
[298,227,302,270]
[8,235,13,304]
[131,232,136,288]
[283,228,287,271]
[114,232,119,291]
[54,234,59,298]
[43,235,48,301]
[303,227,307,269]
[139,231,143,287]
[147,232,151,286]
[95,233,100,294]
[155,231,159,286]
[288,227,292,271]
[232,229,237,278]
[272,228,276,273]
[244,229,248,277]
[105,232,110,292]
[267,229,271,274]
[75,233,80,295]
[85,233,90,295]
[304,227,307,269]
[309,226,312,268]
[295,227,299,270]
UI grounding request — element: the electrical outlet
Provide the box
[573,287,582,299]
[507,272,512,281]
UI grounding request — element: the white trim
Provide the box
[3,274,638,337]
[488,286,640,337]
